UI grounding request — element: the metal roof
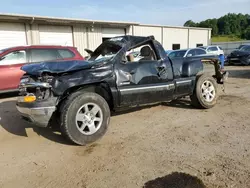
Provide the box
[0,13,139,26]
[138,24,212,30]
[0,13,211,30]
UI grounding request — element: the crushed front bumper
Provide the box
[16,79,58,127]
[16,96,57,127]
[16,105,56,127]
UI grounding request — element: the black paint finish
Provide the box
[19,35,218,110]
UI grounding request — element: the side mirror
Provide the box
[187,54,192,57]
[84,48,93,55]
[84,56,90,60]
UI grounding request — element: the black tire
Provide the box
[190,74,218,109]
[242,58,250,66]
[60,92,110,146]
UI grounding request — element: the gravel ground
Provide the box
[0,65,250,188]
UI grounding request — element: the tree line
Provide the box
[184,13,250,40]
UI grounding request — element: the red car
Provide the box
[0,45,84,93]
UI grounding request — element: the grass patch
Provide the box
[212,35,244,42]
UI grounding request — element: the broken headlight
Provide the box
[20,77,30,84]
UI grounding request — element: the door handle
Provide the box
[157,66,167,78]
[157,66,166,72]
[157,66,165,69]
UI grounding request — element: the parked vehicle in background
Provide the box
[16,35,227,145]
[0,45,84,93]
[238,44,247,50]
[168,48,207,59]
[227,45,250,65]
[199,46,224,55]
[165,50,173,55]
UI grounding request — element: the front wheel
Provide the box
[190,74,218,109]
[60,92,110,145]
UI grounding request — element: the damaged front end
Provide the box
[16,74,58,127]
[16,58,114,127]
[16,60,96,127]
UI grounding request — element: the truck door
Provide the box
[115,44,174,107]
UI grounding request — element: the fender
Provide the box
[50,63,114,96]
[182,59,203,77]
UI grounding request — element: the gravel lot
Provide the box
[0,66,250,188]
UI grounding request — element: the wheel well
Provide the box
[57,83,114,112]
[196,71,204,76]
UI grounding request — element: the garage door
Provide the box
[102,28,125,38]
[0,22,27,49]
[39,25,73,46]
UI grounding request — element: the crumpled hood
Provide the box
[230,50,250,57]
[21,60,93,76]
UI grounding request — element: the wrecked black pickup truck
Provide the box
[16,35,228,145]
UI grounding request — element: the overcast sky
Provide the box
[0,0,250,26]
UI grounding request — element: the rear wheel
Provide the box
[60,92,110,145]
[190,74,218,109]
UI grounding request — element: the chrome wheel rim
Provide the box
[201,80,215,102]
[75,103,103,135]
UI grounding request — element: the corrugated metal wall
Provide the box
[25,23,32,45]
[30,24,40,44]
[133,25,162,43]
[0,22,27,49]
[73,25,87,56]
[126,26,133,35]
[163,27,188,50]
[87,26,102,51]
[25,24,102,56]
[22,22,210,55]
[130,25,210,50]
[189,29,208,48]
[39,25,74,46]
[102,28,125,38]
[208,30,212,45]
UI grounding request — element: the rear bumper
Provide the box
[16,105,56,127]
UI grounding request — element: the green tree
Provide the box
[238,13,248,34]
[243,26,250,40]
[184,20,197,27]
[184,13,250,39]
[198,19,218,35]
[218,16,231,35]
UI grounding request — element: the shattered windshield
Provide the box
[89,40,124,63]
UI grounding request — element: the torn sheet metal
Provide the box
[21,36,156,77]
[21,60,93,76]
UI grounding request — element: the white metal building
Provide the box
[0,14,211,56]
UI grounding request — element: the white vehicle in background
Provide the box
[199,46,224,55]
